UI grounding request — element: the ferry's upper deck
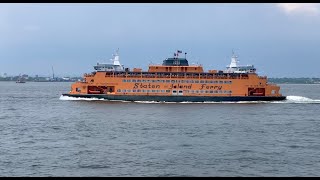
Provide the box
[86,50,267,80]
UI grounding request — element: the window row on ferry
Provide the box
[117,89,232,94]
[122,79,232,84]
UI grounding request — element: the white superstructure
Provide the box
[94,49,125,72]
[224,51,256,73]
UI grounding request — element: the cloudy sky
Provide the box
[1,3,320,77]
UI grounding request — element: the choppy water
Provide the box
[1,82,320,176]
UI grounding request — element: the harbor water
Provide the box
[0,82,320,176]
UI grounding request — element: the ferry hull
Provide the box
[62,94,286,102]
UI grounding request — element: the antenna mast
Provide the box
[52,66,55,80]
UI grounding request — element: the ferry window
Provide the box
[117,89,121,92]
[137,80,141,82]
[171,80,175,83]
[214,91,218,93]
[200,80,204,83]
[224,91,227,93]
[185,90,189,93]
[152,80,156,83]
[219,81,224,84]
[210,91,213,93]
[214,81,218,84]
[200,90,204,93]
[133,90,136,92]
[147,80,151,83]
[132,79,136,82]
[152,90,156,92]
[147,90,151,92]
[205,91,209,93]
[230,91,232,93]
[209,81,214,84]
[179,91,183,93]
[181,80,185,83]
[127,80,131,82]
[166,90,170,93]
[142,80,146,82]
[219,90,222,93]
[142,90,146,92]
[185,80,189,83]
[173,90,177,93]
[166,80,170,83]
[195,80,199,83]
[191,90,194,93]
[127,90,131,92]
[190,80,194,83]
[196,90,199,93]
[137,89,141,92]
[123,90,126,92]
[161,90,165,93]
[123,79,126,82]
[205,80,209,83]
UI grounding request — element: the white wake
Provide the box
[59,95,105,101]
[278,95,320,104]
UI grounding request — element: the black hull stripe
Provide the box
[62,94,286,102]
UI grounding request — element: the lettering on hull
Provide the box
[133,83,160,89]
[132,83,222,90]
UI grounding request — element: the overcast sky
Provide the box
[1,3,320,77]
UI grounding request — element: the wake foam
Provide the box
[280,96,320,104]
[59,95,131,102]
[59,95,320,104]
[59,95,106,101]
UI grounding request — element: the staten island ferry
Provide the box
[62,49,286,102]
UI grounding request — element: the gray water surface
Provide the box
[0,82,320,176]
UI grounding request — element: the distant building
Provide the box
[22,74,29,80]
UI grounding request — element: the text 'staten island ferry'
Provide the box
[62,50,286,102]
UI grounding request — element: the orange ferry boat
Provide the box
[62,49,286,102]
